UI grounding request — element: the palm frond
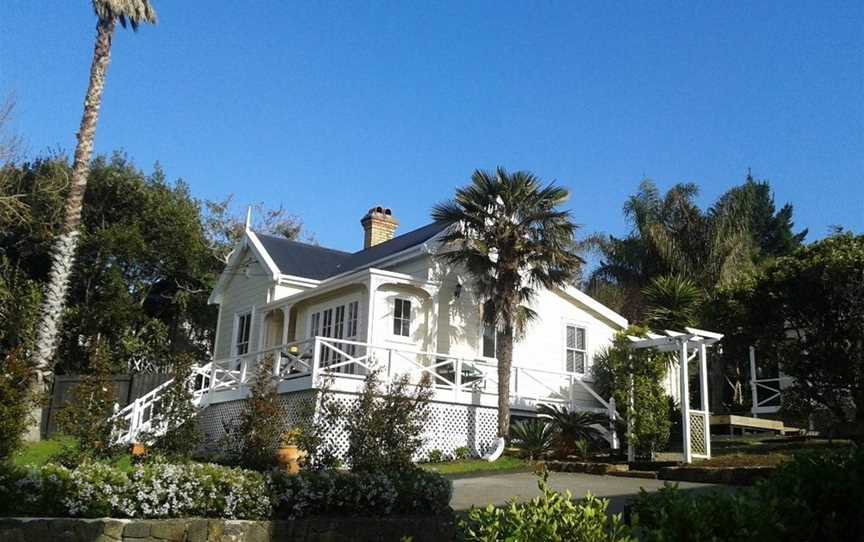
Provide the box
[92,0,157,29]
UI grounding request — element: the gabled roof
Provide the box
[255,221,449,281]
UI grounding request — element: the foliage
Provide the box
[426,449,445,463]
[0,349,38,459]
[643,274,701,330]
[294,377,343,471]
[573,439,590,461]
[343,370,433,473]
[592,328,671,458]
[711,233,864,438]
[509,419,555,460]
[0,154,310,374]
[587,175,805,322]
[536,404,608,458]
[54,341,123,458]
[432,168,582,437]
[0,461,271,520]
[146,353,201,459]
[453,446,471,460]
[629,448,863,542]
[459,470,634,542]
[270,467,452,519]
[422,456,530,476]
[226,355,286,470]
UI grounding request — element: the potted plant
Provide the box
[275,428,303,475]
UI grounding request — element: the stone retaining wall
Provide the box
[0,515,455,542]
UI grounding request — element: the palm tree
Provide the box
[536,403,608,457]
[643,274,702,330]
[432,168,582,437]
[29,1,157,437]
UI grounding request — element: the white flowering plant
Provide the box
[0,461,451,520]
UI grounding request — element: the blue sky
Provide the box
[2,1,862,253]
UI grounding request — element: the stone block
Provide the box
[150,519,187,541]
[186,519,208,542]
[123,521,152,538]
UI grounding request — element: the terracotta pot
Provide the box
[130,442,146,458]
[275,445,301,475]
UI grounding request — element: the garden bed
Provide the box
[0,515,455,542]
[657,465,776,485]
[422,457,533,477]
[542,460,630,475]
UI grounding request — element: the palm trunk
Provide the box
[496,323,515,438]
[27,18,115,441]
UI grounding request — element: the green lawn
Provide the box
[10,437,132,471]
[421,456,533,476]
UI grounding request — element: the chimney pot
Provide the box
[361,206,399,249]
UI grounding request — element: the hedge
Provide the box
[0,461,451,520]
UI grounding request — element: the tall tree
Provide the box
[433,168,582,437]
[29,1,156,438]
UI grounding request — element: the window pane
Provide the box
[566,326,575,348]
[393,317,401,336]
[576,328,586,350]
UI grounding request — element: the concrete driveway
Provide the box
[450,472,726,515]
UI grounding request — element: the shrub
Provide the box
[459,470,633,541]
[426,449,445,463]
[453,446,471,460]
[629,448,864,542]
[0,461,452,521]
[592,327,671,459]
[55,341,123,458]
[344,370,433,472]
[225,355,287,470]
[294,377,343,470]
[146,353,201,459]
[536,404,608,458]
[270,467,451,519]
[0,349,38,459]
[509,419,555,460]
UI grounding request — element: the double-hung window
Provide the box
[481,305,497,359]
[565,324,587,373]
[235,312,252,356]
[393,298,411,337]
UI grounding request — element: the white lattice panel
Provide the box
[196,391,499,461]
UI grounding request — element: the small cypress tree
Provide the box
[55,340,119,457]
[233,355,286,470]
[148,353,201,459]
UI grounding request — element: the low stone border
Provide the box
[542,460,630,475]
[658,466,777,486]
[0,515,455,542]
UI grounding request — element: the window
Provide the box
[481,305,497,359]
[235,312,252,355]
[565,324,587,373]
[393,298,411,337]
[346,301,359,358]
[310,312,320,338]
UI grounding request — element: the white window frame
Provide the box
[234,311,252,356]
[392,298,412,338]
[480,306,497,360]
[564,322,588,374]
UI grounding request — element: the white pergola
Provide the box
[627,327,723,464]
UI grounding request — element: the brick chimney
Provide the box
[361,206,398,248]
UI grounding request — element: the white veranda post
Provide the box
[627,327,722,464]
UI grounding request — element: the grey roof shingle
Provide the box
[255,221,449,280]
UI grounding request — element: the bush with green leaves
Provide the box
[509,419,555,460]
[536,404,608,458]
[270,467,451,519]
[629,448,864,542]
[343,370,433,472]
[146,354,201,459]
[592,327,671,459]
[0,349,38,459]
[55,341,124,458]
[453,446,471,460]
[459,470,633,541]
[224,355,287,470]
[426,449,445,463]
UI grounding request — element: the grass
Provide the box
[421,456,534,476]
[694,436,853,468]
[10,436,133,471]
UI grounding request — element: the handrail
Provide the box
[113,336,619,445]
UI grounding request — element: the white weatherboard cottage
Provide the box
[116,207,628,459]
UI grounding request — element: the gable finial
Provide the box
[245,206,253,231]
